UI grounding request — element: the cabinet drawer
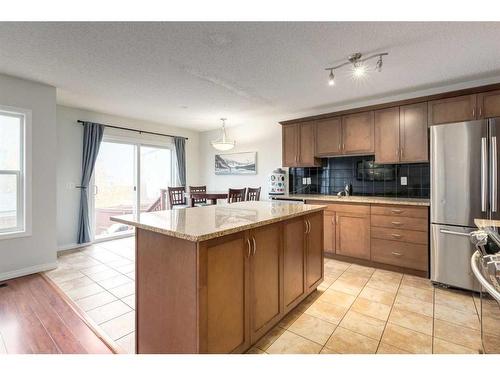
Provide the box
[371,239,428,271]
[305,201,370,214]
[371,205,428,219]
[371,227,428,245]
[371,215,428,232]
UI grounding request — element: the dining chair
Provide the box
[227,188,247,203]
[189,185,210,206]
[168,186,189,209]
[246,187,261,201]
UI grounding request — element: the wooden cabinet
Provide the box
[478,90,500,119]
[428,94,477,125]
[248,223,282,342]
[334,204,371,260]
[205,233,250,353]
[282,123,319,167]
[323,210,336,255]
[399,103,428,162]
[375,107,400,164]
[342,111,375,155]
[370,204,429,274]
[283,216,306,310]
[315,117,342,156]
[375,104,428,164]
[282,124,298,167]
[305,212,324,291]
[298,122,317,166]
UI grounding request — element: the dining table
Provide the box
[188,191,228,207]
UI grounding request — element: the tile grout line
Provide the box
[373,273,403,354]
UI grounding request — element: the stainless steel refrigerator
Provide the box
[431,118,500,291]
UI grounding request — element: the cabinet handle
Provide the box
[252,236,257,256]
[473,107,476,118]
[391,252,402,256]
[396,148,399,158]
[304,220,309,234]
[391,221,402,226]
[338,143,341,151]
[479,106,483,118]
[400,148,404,159]
[246,238,252,258]
[391,233,402,238]
[391,209,403,214]
[342,143,345,150]
[308,219,311,234]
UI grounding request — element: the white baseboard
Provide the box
[58,242,90,253]
[0,262,58,282]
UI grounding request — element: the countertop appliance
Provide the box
[431,118,500,291]
[268,168,286,196]
[470,230,500,353]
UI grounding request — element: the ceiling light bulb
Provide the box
[353,64,366,78]
[376,56,383,72]
[328,70,335,86]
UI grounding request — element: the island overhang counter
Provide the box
[111,201,326,354]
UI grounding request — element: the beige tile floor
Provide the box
[45,237,136,354]
[46,237,499,354]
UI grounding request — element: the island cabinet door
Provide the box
[248,223,282,343]
[305,212,324,292]
[283,216,306,312]
[199,232,250,354]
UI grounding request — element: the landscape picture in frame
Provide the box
[215,152,257,175]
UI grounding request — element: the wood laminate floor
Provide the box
[0,273,114,354]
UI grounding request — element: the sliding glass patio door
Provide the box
[92,138,174,241]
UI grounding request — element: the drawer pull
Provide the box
[391,221,402,226]
[391,252,402,256]
[391,209,403,214]
[391,233,402,238]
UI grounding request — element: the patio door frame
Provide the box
[90,131,177,243]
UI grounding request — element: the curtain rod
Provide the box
[76,120,188,140]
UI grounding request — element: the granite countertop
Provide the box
[272,194,430,206]
[474,218,500,229]
[111,201,326,242]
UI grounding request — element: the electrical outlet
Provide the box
[306,177,311,184]
[302,177,307,184]
[66,182,76,189]
[401,176,408,186]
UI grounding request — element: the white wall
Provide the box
[56,105,200,250]
[199,122,282,198]
[0,74,57,281]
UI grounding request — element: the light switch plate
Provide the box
[302,177,307,184]
[401,176,408,186]
[306,177,311,184]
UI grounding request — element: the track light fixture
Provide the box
[325,52,388,86]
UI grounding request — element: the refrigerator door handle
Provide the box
[482,137,488,212]
[492,136,498,212]
[439,229,471,237]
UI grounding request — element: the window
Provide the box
[0,108,30,238]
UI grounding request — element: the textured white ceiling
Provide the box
[0,22,500,131]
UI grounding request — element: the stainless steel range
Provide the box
[431,118,500,291]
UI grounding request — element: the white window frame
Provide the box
[90,130,175,242]
[0,105,32,240]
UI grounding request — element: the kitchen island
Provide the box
[111,201,326,354]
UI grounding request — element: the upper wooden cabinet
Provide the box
[375,103,428,164]
[375,107,400,164]
[315,117,342,156]
[478,90,500,119]
[400,103,428,162]
[282,123,319,167]
[342,111,375,155]
[428,94,477,125]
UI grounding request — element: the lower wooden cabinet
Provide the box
[306,212,324,291]
[371,239,428,271]
[335,211,371,260]
[248,223,282,342]
[205,233,249,354]
[283,216,306,310]
[323,210,336,255]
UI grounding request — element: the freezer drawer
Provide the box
[430,224,480,291]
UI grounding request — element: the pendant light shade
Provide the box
[211,118,235,151]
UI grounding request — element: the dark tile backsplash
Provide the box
[289,156,430,198]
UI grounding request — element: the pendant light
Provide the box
[211,118,235,151]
